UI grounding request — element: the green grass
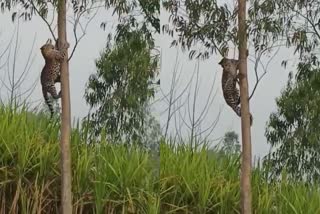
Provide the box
[160,143,320,214]
[0,106,159,213]
[1,105,320,214]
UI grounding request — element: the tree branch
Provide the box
[28,0,57,41]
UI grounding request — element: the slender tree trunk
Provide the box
[238,0,252,213]
[57,0,73,212]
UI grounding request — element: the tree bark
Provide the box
[57,0,73,213]
[238,0,252,213]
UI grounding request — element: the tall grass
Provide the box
[160,142,320,214]
[0,106,159,213]
[2,105,320,213]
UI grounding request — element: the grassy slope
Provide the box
[1,106,320,214]
[160,143,320,214]
[0,106,159,213]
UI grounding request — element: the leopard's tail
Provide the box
[249,113,253,126]
[233,105,253,126]
[42,87,54,118]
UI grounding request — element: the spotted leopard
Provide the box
[218,57,253,126]
[40,38,69,118]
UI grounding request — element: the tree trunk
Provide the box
[57,0,73,212]
[238,0,252,213]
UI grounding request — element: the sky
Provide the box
[0,3,296,158]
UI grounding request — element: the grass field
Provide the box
[160,143,320,213]
[0,106,319,213]
[0,106,159,213]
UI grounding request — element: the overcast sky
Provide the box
[0,4,297,158]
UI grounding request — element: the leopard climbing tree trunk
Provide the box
[238,0,252,213]
[57,0,73,212]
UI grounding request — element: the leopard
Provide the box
[40,38,69,118]
[218,57,253,126]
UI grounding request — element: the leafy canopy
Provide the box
[84,29,159,144]
[264,69,320,183]
[162,0,235,59]
[162,0,320,63]
[221,131,240,155]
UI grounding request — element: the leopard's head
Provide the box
[218,58,239,74]
[40,39,55,58]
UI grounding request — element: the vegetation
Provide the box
[0,105,319,213]
[84,29,159,144]
[264,68,320,183]
[0,106,159,213]
[2,0,320,213]
[161,1,320,211]
[220,131,241,155]
[160,143,320,213]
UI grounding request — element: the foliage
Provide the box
[1,0,87,23]
[2,105,320,213]
[84,29,159,144]
[160,142,320,213]
[101,0,160,47]
[136,0,160,33]
[141,106,161,152]
[247,0,320,78]
[248,0,320,57]
[102,0,159,33]
[0,105,159,213]
[162,0,320,63]
[1,0,160,51]
[162,0,235,59]
[264,68,320,183]
[221,131,240,155]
